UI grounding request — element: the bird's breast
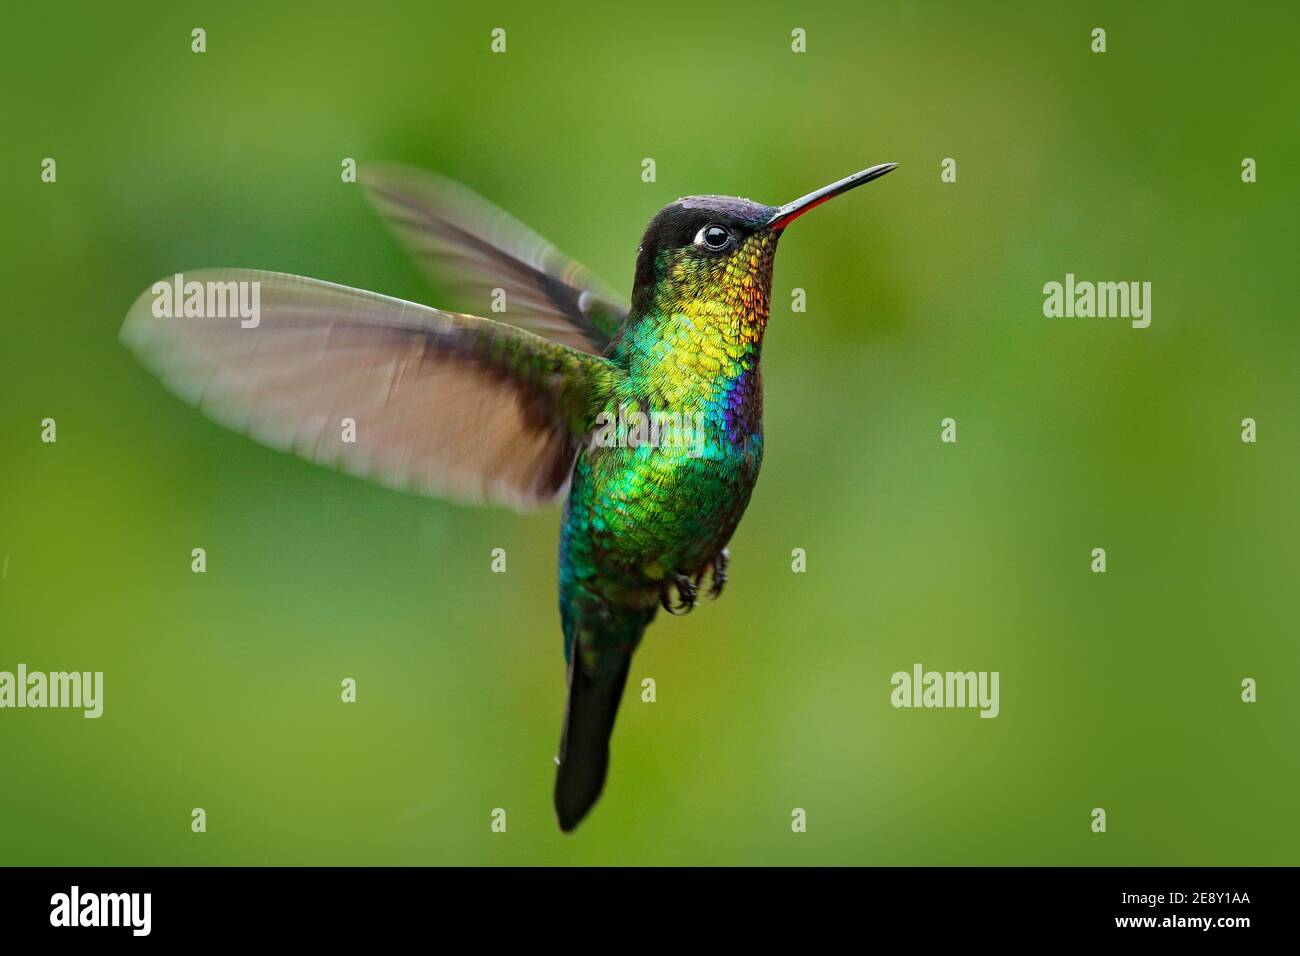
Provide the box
[571,387,763,584]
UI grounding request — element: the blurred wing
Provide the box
[361,162,629,355]
[121,269,619,511]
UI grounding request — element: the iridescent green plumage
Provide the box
[119,161,896,833]
[553,205,782,826]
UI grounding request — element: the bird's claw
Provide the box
[709,548,729,599]
[694,548,729,600]
[660,573,697,615]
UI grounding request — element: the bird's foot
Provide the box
[660,573,698,615]
[709,548,729,599]
[694,548,729,600]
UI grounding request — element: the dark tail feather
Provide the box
[554,652,632,832]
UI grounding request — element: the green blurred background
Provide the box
[2,0,1297,865]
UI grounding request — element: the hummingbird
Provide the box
[120,160,898,831]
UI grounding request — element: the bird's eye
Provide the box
[695,224,731,250]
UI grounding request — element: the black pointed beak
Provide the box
[765,163,898,230]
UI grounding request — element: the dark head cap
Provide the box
[632,195,776,296]
[631,164,898,295]
[629,164,899,312]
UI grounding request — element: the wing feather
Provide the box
[361,163,629,354]
[121,269,619,511]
